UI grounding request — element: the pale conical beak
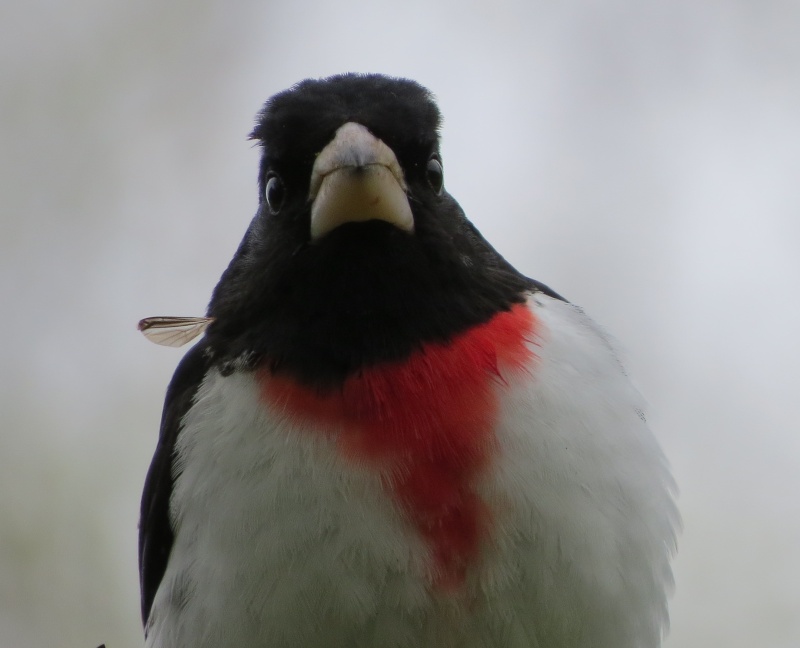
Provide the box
[308,122,414,240]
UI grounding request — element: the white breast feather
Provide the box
[145,294,678,648]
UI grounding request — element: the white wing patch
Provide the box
[138,316,213,347]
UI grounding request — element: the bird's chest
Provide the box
[157,306,538,646]
[259,304,535,588]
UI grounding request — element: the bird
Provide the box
[138,73,678,648]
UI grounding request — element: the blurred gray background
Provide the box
[2,1,799,647]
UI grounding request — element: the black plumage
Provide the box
[205,74,560,385]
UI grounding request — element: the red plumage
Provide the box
[261,304,537,586]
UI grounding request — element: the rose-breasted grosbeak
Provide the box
[139,73,677,648]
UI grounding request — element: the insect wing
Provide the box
[138,316,213,347]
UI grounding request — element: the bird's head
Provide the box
[204,73,532,387]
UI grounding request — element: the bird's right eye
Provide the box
[426,156,444,195]
[265,175,285,214]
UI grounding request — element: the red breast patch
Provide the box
[259,303,537,588]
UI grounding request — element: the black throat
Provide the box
[204,212,536,389]
[201,74,563,388]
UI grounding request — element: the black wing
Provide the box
[528,278,566,302]
[138,339,211,626]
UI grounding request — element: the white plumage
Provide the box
[145,294,677,648]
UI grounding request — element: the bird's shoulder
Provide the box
[524,290,625,375]
[139,339,211,627]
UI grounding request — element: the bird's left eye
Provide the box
[426,156,444,195]
[265,175,285,214]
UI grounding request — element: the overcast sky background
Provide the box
[2,1,799,647]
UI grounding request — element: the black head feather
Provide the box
[204,73,559,388]
[250,74,442,200]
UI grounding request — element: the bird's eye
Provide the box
[265,175,285,214]
[426,157,444,195]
